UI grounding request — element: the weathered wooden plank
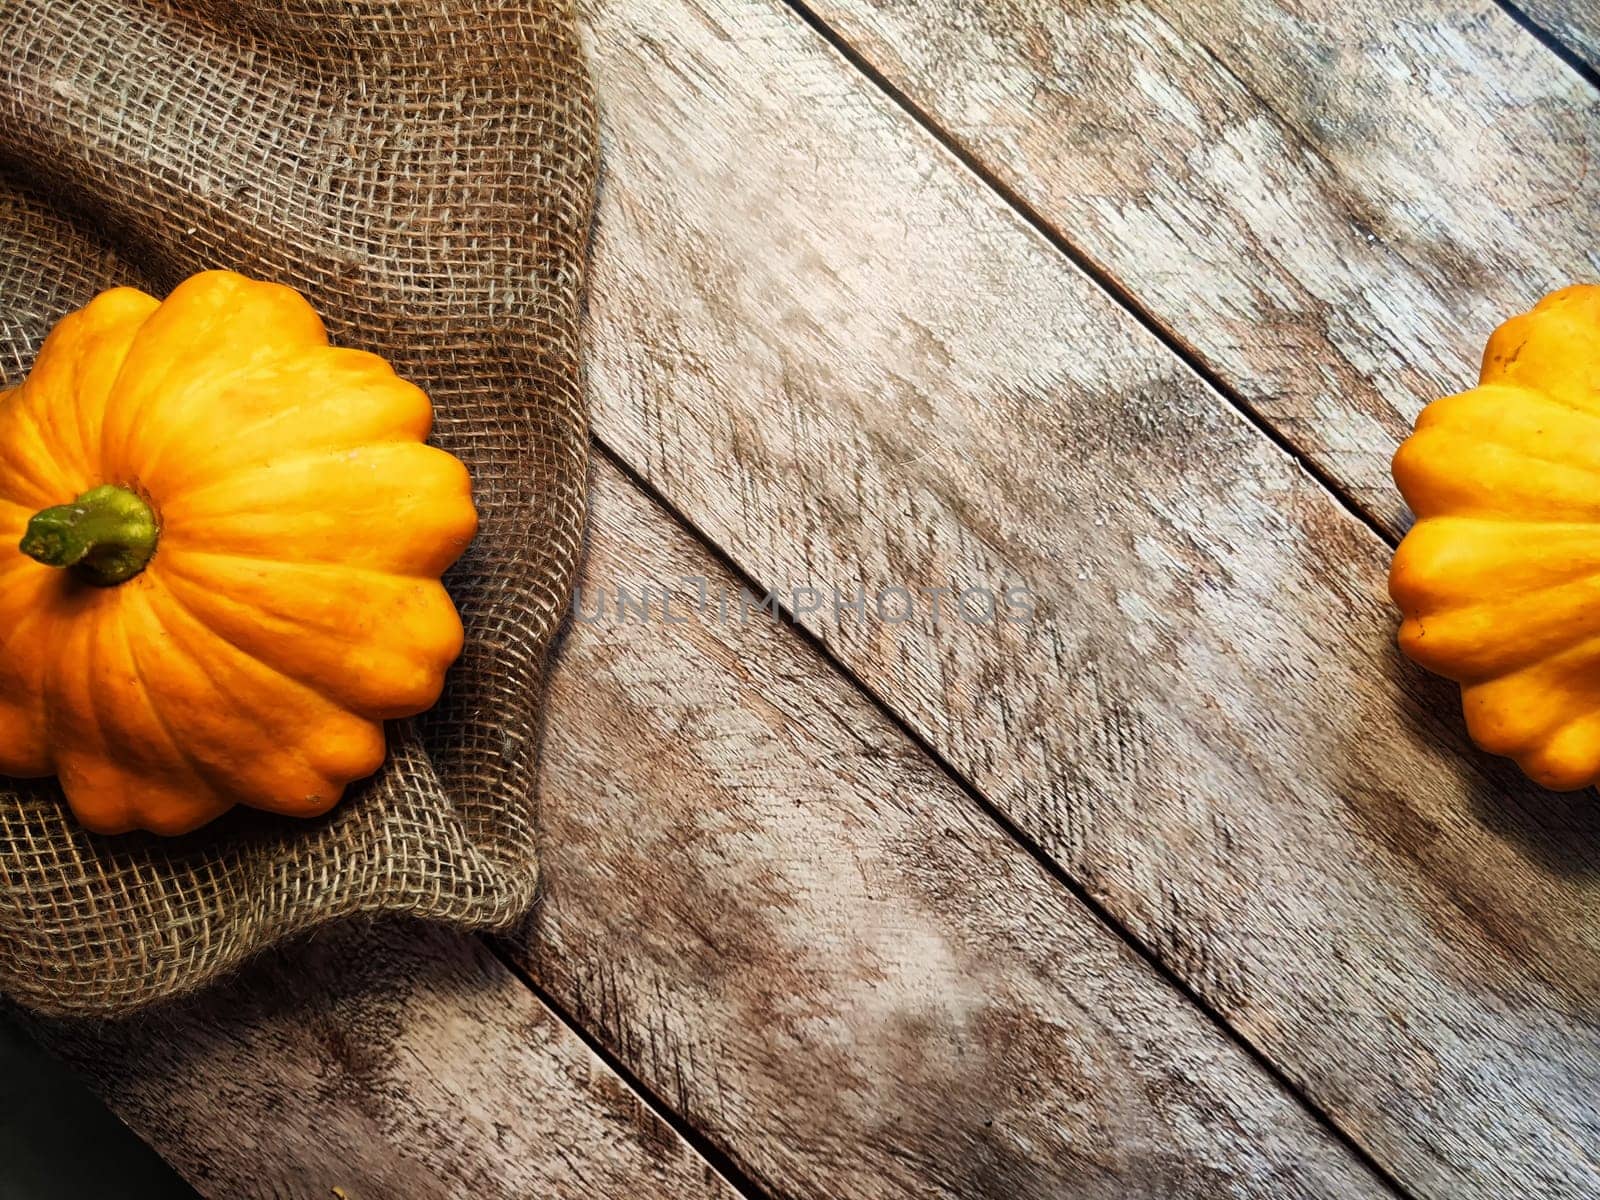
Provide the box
[1512,0,1600,73]
[804,0,1600,536]
[509,458,1392,1200]
[30,921,739,1200]
[574,1,1600,1197]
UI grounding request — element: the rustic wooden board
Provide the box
[574,1,1600,1197]
[508,457,1392,1200]
[801,0,1600,536]
[31,920,738,1200]
[1514,0,1600,72]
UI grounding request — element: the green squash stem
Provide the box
[19,484,160,586]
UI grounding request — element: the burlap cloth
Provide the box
[0,0,597,1016]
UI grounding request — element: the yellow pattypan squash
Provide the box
[1391,284,1600,790]
[0,271,476,834]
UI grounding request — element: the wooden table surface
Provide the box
[22,1,1600,1197]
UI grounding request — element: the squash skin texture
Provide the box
[1390,285,1600,791]
[0,272,477,835]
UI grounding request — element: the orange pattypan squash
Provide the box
[0,271,476,834]
[1391,284,1600,790]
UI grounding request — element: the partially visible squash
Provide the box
[1391,284,1600,790]
[0,271,477,834]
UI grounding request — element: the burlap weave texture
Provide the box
[0,0,596,1016]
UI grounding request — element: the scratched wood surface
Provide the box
[808,0,1600,536]
[31,920,738,1200]
[1515,0,1600,71]
[572,1,1600,1198]
[509,458,1393,1200]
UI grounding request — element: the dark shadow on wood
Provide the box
[0,1004,197,1200]
[1377,638,1600,882]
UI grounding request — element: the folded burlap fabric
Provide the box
[0,0,596,1016]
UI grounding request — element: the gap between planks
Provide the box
[486,933,777,1200]
[1496,0,1600,85]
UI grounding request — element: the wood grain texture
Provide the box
[30,921,737,1200]
[575,1,1600,1197]
[1512,0,1600,72]
[805,0,1600,535]
[511,457,1391,1200]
